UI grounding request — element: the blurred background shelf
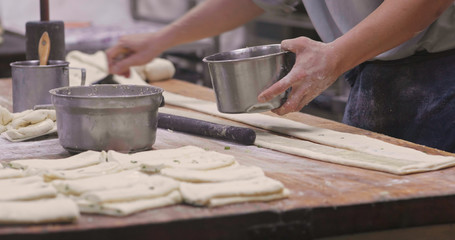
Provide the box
[0,0,348,121]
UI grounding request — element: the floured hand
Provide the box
[257,37,342,115]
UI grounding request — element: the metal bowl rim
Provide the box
[49,84,164,99]
[202,44,289,63]
[10,60,69,68]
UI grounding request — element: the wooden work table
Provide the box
[1,78,455,240]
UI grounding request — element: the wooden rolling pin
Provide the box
[157,113,256,145]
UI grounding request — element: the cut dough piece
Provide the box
[3,119,54,140]
[180,177,286,206]
[81,175,179,203]
[0,198,79,224]
[0,106,13,125]
[10,109,56,129]
[0,175,43,187]
[209,188,290,207]
[8,150,106,171]
[53,170,151,195]
[161,165,264,183]
[0,175,56,201]
[0,168,25,179]
[43,161,122,181]
[107,145,206,170]
[140,148,236,172]
[78,190,181,216]
[0,181,57,201]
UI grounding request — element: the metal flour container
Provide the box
[50,84,164,153]
[203,44,295,113]
[10,60,85,112]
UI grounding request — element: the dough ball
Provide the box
[144,58,175,82]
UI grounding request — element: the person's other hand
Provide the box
[257,37,342,115]
[106,32,163,77]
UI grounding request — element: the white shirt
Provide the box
[253,0,455,60]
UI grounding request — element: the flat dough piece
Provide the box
[53,170,151,195]
[0,181,57,201]
[161,165,264,183]
[209,188,290,207]
[107,145,206,170]
[162,92,455,174]
[180,177,285,206]
[43,161,123,181]
[78,190,181,216]
[81,175,179,203]
[0,168,25,179]
[8,150,106,171]
[3,119,55,141]
[0,198,79,224]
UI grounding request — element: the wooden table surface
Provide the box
[1,78,455,240]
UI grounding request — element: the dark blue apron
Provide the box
[343,49,455,153]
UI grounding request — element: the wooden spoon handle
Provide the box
[39,31,50,65]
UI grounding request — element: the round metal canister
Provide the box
[203,44,295,113]
[50,84,164,153]
[10,60,69,112]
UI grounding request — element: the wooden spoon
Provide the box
[38,31,50,65]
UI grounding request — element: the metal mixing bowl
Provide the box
[203,44,295,113]
[50,84,164,153]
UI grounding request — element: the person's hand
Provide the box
[257,37,342,115]
[106,32,164,77]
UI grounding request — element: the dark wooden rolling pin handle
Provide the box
[157,113,256,145]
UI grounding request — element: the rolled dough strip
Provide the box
[0,181,57,201]
[43,161,122,181]
[209,188,290,207]
[8,150,106,171]
[140,148,236,172]
[81,175,179,203]
[163,92,455,161]
[53,170,150,195]
[162,92,455,173]
[78,190,181,216]
[160,165,264,183]
[180,177,285,206]
[0,198,79,224]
